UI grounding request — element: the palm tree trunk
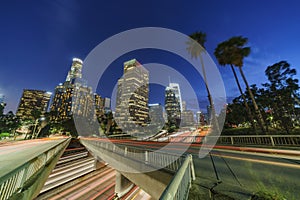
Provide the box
[230,64,257,133]
[238,67,266,134]
[200,55,220,134]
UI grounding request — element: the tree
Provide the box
[0,102,5,116]
[263,61,300,133]
[187,31,220,133]
[0,111,21,139]
[214,36,266,134]
[225,98,249,128]
[105,111,113,134]
[62,117,78,137]
[31,109,42,121]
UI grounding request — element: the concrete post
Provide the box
[115,171,134,198]
[145,151,148,163]
[270,136,275,146]
[124,147,127,156]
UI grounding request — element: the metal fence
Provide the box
[166,135,300,147]
[80,139,186,173]
[217,135,300,146]
[0,138,70,200]
[160,154,195,200]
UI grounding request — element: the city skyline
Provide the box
[1,0,300,113]
[12,57,202,120]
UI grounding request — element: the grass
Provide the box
[251,190,287,200]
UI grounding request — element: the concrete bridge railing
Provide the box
[80,138,187,173]
[0,138,70,200]
[160,154,195,200]
[80,138,195,199]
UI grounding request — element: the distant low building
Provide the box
[181,110,195,127]
[196,111,206,126]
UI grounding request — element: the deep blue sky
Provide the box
[1,0,300,113]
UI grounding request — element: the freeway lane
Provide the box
[0,137,69,179]
[47,167,116,200]
[83,138,300,199]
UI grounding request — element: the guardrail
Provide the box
[80,138,196,199]
[165,135,300,147]
[160,154,195,200]
[80,139,185,173]
[0,138,70,200]
[217,135,300,146]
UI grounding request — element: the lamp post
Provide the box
[32,117,45,139]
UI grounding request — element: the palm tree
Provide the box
[214,36,266,133]
[187,31,220,133]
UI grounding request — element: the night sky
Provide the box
[1,0,300,113]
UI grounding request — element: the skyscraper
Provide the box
[50,58,96,122]
[168,83,183,112]
[115,59,149,133]
[16,89,51,120]
[165,87,181,127]
[65,58,83,82]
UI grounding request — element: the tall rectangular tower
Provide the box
[115,59,149,133]
[165,87,181,127]
[50,58,96,122]
[169,83,183,112]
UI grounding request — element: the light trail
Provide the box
[211,153,300,169]
[88,182,115,200]
[66,172,115,200]
[49,168,115,200]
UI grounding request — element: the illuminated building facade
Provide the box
[16,89,51,120]
[94,94,111,118]
[149,103,164,125]
[94,94,104,119]
[168,83,183,112]
[165,87,181,126]
[115,59,149,132]
[50,58,96,122]
[180,100,195,126]
[181,110,195,126]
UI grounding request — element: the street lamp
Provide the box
[32,117,45,139]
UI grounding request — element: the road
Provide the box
[89,138,300,199]
[44,166,116,200]
[1,137,299,199]
[122,186,152,200]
